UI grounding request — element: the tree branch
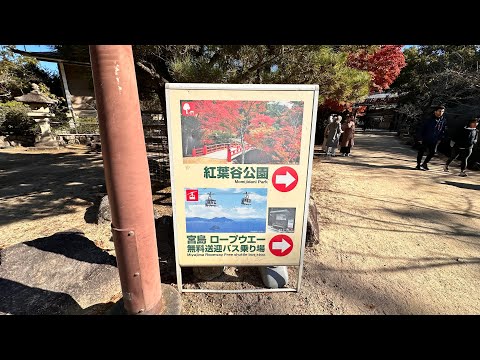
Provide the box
[136,61,169,84]
[233,52,283,83]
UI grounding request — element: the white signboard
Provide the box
[166,83,319,292]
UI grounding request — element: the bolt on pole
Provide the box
[89,45,164,315]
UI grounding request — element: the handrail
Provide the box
[191,141,253,158]
[55,133,100,136]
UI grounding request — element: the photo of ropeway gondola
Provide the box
[185,188,268,233]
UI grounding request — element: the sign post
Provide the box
[166,84,319,293]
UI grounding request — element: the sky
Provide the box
[16,45,59,74]
[185,188,268,220]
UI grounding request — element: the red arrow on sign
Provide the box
[269,235,293,256]
[272,166,298,192]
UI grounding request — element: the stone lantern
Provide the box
[14,83,59,148]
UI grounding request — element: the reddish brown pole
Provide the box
[89,45,163,315]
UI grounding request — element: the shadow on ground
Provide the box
[0,230,119,315]
[181,266,266,288]
[328,160,415,171]
[23,230,117,265]
[0,151,105,226]
[0,278,115,315]
[442,181,480,191]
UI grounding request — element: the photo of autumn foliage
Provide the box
[181,100,304,164]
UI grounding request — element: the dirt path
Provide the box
[0,146,112,250]
[1,134,479,314]
[309,131,480,314]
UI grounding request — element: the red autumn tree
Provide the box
[193,100,268,163]
[320,46,406,116]
[347,45,406,92]
[245,102,303,163]
[190,100,303,164]
[321,99,349,113]
[274,103,303,163]
[244,114,277,157]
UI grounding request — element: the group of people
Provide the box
[416,105,479,177]
[320,105,478,176]
[323,114,356,157]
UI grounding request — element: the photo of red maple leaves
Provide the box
[180,100,304,164]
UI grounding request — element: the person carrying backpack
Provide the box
[444,118,479,177]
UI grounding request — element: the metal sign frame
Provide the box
[165,83,319,293]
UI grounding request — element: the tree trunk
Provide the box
[155,84,167,122]
[306,195,320,247]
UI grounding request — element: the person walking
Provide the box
[325,115,343,156]
[363,117,370,132]
[322,115,335,152]
[340,115,356,156]
[444,118,479,176]
[416,105,447,170]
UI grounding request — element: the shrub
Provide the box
[0,101,35,136]
[52,116,100,134]
[75,117,100,134]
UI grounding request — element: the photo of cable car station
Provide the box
[267,208,296,233]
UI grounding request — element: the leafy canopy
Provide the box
[52,45,405,116]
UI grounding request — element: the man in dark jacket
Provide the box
[416,105,447,170]
[444,118,479,176]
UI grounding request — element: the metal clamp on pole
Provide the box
[111,226,158,314]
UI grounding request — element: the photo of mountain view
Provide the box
[185,188,268,233]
